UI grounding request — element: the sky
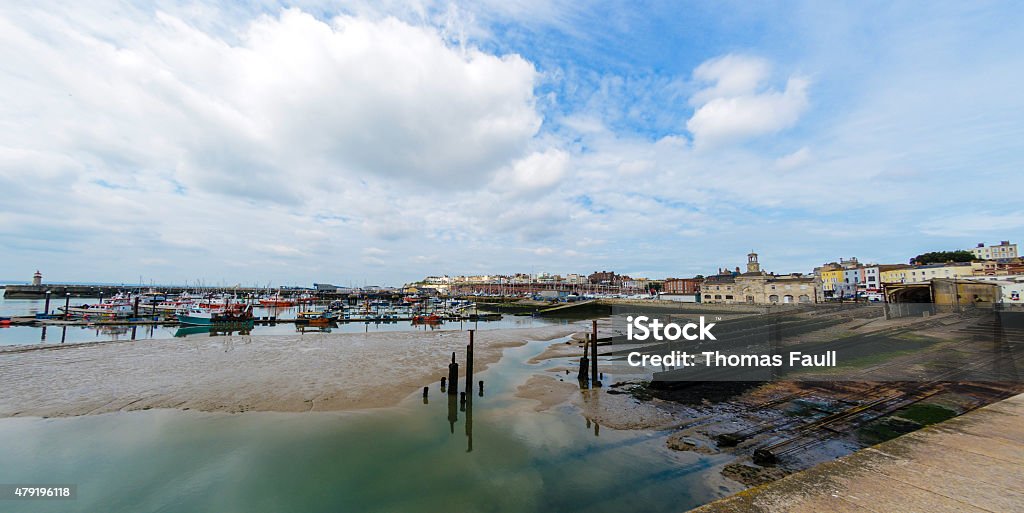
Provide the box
[1,1,1022,287]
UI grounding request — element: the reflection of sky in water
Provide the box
[0,340,723,512]
[0,296,565,346]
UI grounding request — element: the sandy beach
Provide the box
[0,324,583,418]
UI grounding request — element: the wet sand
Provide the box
[0,324,582,418]
[514,373,685,430]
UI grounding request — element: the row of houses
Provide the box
[406,241,1021,306]
[698,241,1022,306]
[818,250,1024,300]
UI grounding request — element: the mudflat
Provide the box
[0,324,582,418]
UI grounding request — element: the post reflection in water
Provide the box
[61,326,67,344]
[440,382,476,452]
[582,383,601,437]
[465,393,473,453]
[447,393,458,434]
[40,326,46,342]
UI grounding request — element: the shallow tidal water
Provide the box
[0,339,725,512]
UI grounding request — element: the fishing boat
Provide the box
[143,297,197,312]
[176,304,254,326]
[259,294,296,307]
[411,314,442,325]
[295,310,338,326]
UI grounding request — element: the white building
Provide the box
[970,241,1018,260]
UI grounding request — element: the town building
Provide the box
[702,252,817,304]
[881,262,978,285]
[588,271,618,285]
[862,264,911,292]
[970,241,1018,261]
[662,278,702,294]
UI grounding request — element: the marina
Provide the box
[0,291,512,344]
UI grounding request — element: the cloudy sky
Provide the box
[1,1,1022,286]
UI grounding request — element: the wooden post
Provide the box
[447,352,459,396]
[133,296,140,318]
[43,291,51,316]
[64,293,71,320]
[591,320,599,386]
[578,336,589,383]
[478,380,484,397]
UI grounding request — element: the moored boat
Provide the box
[295,310,338,325]
[259,294,296,307]
[60,300,134,318]
[176,304,254,326]
[411,314,442,325]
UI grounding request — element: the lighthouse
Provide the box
[32,270,42,286]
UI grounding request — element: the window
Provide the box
[704,294,711,299]
[714,295,722,299]
[725,295,733,300]
[769,294,779,303]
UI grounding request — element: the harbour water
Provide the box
[0,296,563,346]
[0,339,724,512]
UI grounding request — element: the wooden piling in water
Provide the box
[478,380,484,397]
[447,352,459,396]
[578,337,589,382]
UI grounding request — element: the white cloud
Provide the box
[1,7,541,200]
[689,54,772,106]
[919,212,1024,237]
[491,149,569,195]
[774,147,811,170]
[687,54,809,149]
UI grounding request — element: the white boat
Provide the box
[176,304,254,326]
[61,301,134,318]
